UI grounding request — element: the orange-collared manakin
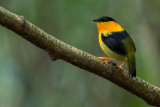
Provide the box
[93,16,136,77]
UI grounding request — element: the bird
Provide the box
[93,16,136,77]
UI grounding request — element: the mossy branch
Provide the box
[0,6,160,106]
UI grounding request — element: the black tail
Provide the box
[127,53,136,77]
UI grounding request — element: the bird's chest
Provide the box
[98,33,127,62]
[98,33,109,53]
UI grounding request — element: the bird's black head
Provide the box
[93,16,115,22]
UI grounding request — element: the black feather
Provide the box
[93,16,116,22]
[101,31,130,56]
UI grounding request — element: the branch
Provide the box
[0,6,160,106]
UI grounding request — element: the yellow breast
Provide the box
[98,33,127,62]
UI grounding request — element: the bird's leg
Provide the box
[98,57,116,64]
[119,62,126,70]
[98,57,126,70]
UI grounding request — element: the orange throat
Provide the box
[96,21,124,34]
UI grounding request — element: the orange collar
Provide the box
[96,21,124,34]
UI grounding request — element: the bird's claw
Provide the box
[119,66,123,70]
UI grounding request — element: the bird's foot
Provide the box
[98,57,108,64]
[98,57,116,64]
[119,66,123,70]
[119,62,126,70]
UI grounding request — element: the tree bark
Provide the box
[0,6,160,106]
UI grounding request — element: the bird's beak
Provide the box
[93,19,99,22]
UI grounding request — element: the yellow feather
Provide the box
[98,33,127,62]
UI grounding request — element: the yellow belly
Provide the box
[99,34,127,62]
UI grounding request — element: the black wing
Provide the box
[101,31,131,56]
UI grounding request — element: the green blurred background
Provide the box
[0,0,160,107]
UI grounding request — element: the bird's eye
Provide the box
[100,17,108,22]
[102,18,107,22]
[104,18,108,22]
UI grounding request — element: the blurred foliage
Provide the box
[0,0,160,107]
